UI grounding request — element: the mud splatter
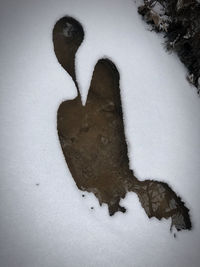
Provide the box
[53,16,192,232]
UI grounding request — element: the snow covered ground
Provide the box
[0,0,200,266]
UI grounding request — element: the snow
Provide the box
[0,0,200,266]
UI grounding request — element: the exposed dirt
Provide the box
[138,0,200,93]
[53,16,192,231]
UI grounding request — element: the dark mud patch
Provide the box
[53,16,192,232]
[138,0,200,93]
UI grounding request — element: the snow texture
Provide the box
[0,0,200,266]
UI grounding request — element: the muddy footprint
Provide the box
[53,16,192,232]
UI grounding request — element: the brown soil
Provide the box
[53,16,192,231]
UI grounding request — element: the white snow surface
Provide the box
[0,0,200,266]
